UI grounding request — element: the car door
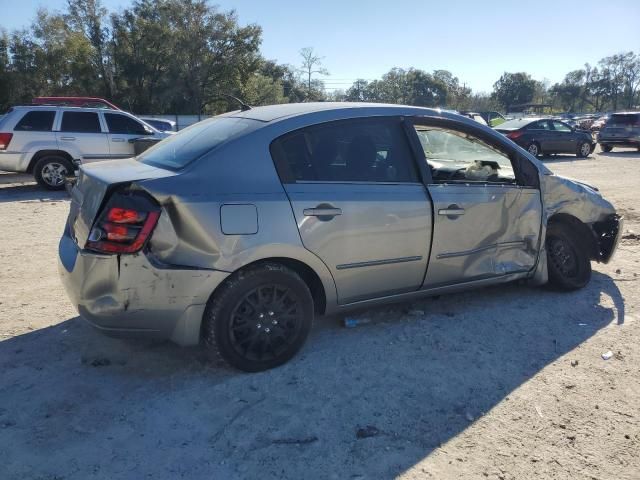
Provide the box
[525,120,553,152]
[271,117,432,304]
[549,120,577,153]
[56,111,110,163]
[409,119,543,288]
[103,112,155,158]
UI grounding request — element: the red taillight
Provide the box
[107,207,147,224]
[86,198,160,254]
[506,131,523,140]
[0,133,13,150]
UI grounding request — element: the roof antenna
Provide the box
[220,94,252,111]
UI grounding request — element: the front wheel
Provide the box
[576,141,591,158]
[600,144,613,152]
[34,156,73,190]
[546,223,591,290]
[202,263,314,372]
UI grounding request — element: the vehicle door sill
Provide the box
[333,271,530,312]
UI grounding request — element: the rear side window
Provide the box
[271,118,419,183]
[61,112,101,133]
[105,113,149,135]
[137,117,259,170]
[608,114,640,126]
[14,111,56,132]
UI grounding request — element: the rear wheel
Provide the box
[202,263,314,372]
[600,144,612,152]
[546,223,591,290]
[576,141,591,158]
[34,156,73,190]
[526,142,541,157]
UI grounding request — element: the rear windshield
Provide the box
[607,114,639,126]
[137,117,260,170]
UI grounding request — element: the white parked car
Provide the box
[0,106,169,189]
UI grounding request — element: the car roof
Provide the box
[610,111,640,116]
[10,105,123,113]
[228,102,455,123]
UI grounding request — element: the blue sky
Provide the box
[2,0,639,92]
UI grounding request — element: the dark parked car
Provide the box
[598,112,640,152]
[495,118,595,158]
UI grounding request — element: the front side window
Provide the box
[105,113,150,135]
[527,121,551,130]
[14,111,56,132]
[552,121,572,132]
[60,112,101,133]
[414,126,516,184]
[271,118,419,183]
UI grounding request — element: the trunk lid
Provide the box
[68,158,176,247]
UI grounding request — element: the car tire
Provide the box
[576,141,591,158]
[202,262,314,372]
[526,142,541,157]
[546,222,591,291]
[34,156,73,190]
[600,144,612,152]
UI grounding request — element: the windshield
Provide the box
[137,116,260,170]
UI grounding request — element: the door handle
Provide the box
[112,138,125,142]
[303,205,342,219]
[438,206,465,217]
[60,136,76,141]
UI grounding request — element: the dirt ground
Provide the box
[0,148,639,480]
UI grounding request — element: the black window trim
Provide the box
[270,116,423,185]
[406,116,540,189]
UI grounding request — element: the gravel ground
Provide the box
[0,148,639,480]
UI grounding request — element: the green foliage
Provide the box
[491,72,539,111]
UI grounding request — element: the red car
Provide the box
[32,96,120,110]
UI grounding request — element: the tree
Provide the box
[345,79,369,102]
[66,0,113,98]
[298,47,328,100]
[491,72,537,111]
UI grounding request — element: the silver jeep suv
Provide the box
[0,105,168,189]
[59,103,621,372]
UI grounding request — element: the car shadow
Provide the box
[540,154,592,163]
[597,150,640,158]
[0,176,69,204]
[0,272,624,479]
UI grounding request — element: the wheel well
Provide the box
[218,258,327,315]
[27,150,74,173]
[547,213,598,260]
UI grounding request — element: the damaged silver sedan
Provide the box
[58,103,622,372]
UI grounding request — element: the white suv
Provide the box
[0,106,169,189]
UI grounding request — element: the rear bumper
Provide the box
[58,226,229,345]
[593,214,623,264]
[0,152,26,172]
